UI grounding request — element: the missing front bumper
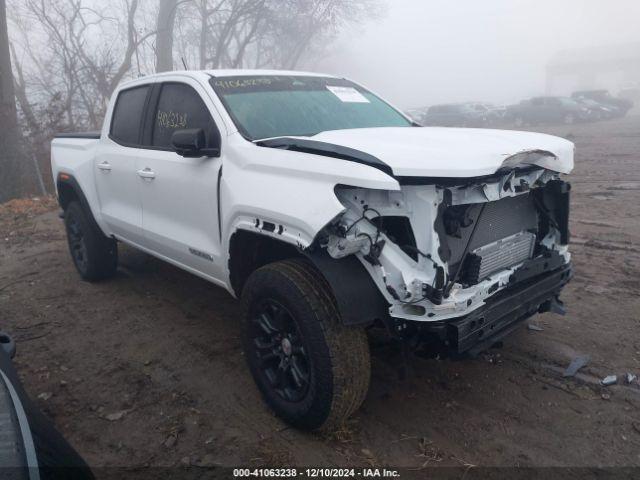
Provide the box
[416,262,573,356]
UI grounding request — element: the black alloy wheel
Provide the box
[241,259,371,431]
[63,201,118,281]
[66,214,90,274]
[249,298,311,403]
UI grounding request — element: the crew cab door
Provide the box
[137,81,225,279]
[94,85,150,244]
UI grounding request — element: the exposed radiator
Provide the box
[442,194,539,282]
[462,231,536,284]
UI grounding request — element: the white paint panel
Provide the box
[305,127,575,177]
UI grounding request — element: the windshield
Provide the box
[210,75,412,141]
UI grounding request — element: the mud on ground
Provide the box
[0,117,639,470]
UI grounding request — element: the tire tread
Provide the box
[241,258,370,431]
[64,201,117,282]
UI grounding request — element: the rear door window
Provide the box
[150,83,220,150]
[110,85,150,145]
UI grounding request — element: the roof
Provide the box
[204,69,339,78]
[117,69,341,90]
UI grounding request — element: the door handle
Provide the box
[137,168,156,180]
[97,161,112,172]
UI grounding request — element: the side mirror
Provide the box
[171,128,220,158]
[0,331,16,359]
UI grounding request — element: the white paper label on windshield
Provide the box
[327,86,370,103]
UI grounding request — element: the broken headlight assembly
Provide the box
[322,168,571,323]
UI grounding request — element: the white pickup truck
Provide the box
[51,70,574,431]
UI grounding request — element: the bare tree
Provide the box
[172,0,380,72]
[10,0,155,129]
[2,0,381,201]
[156,0,179,72]
[5,0,157,196]
[0,0,25,202]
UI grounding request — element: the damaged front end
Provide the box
[316,162,573,355]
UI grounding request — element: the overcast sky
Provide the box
[313,0,640,109]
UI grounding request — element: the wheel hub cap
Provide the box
[250,299,310,402]
[281,338,292,356]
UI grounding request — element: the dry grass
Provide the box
[0,195,57,218]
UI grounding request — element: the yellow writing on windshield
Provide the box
[214,78,273,90]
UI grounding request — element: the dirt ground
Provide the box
[1,116,639,472]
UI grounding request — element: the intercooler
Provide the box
[440,194,539,285]
[463,231,536,284]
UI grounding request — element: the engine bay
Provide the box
[321,167,571,322]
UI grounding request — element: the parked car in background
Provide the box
[405,108,427,124]
[420,103,488,127]
[506,96,590,126]
[571,90,633,117]
[466,102,506,125]
[573,97,619,120]
[618,84,640,114]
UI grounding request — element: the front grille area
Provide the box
[440,194,539,283]
[462,231,535,284]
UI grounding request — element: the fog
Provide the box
[314,0,640,109]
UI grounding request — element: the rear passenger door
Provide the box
[137,81,225,280]
[94,85,150,245]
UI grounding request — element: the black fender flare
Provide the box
[304,250,390,326]
[56,173,92,212]
[56,173,104,235]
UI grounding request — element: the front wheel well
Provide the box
[229,230,390,327]
[228,230,305,296]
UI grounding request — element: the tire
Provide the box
[241,259,370,431]
[63,201,118,281]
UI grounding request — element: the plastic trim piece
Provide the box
[56,173,105,238]
[447,262,572,355]
[305,250,390,326]
[257,137,395,177]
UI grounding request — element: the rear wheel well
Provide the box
[57,181,79,210]
[229,230,305,296]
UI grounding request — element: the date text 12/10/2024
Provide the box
[233,468,401,478]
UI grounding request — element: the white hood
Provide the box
[306,127,574,177]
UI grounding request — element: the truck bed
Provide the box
[54,132,101,139]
